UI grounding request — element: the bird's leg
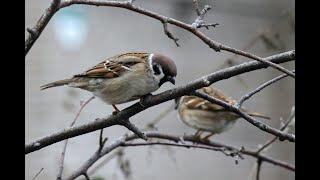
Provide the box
[139,93,153,107]
[202,133,215,142]
[192,130,203,144]
[112,104,120,115]
[194,130,203,138]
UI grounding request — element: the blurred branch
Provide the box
[88,149,123,176]
[248,106,295,180]
[145,103,174,130]
[57,96,95,180]
[255,159,262,180]
[162,20,180,47]
[236,70,294,108]
[63,131,294,180]
[256,106,295,153]
[32,168,44,180]
[25,50,295,154]
[26,0,295,78]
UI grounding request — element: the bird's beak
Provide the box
[167,76,175,85]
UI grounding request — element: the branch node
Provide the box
[121,120,148,141]
[82,173,90,180]
[191,4,218,30]
[27,27,38,38]
[99,129,108,152]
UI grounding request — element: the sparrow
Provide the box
[176,86,270,140]
[41,52,177,112]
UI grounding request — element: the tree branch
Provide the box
[63,131,294,180]
[236,70,294,108]
[57,96,95,180]
[32,168,44,180]
[25,50,295,154]
[25,0,61,56]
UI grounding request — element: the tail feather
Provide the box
[40,78,73,90]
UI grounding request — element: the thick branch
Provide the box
[25,50,295,154]
[64,132,294,180]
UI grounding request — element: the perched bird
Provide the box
[176,86,270,140]
[41,52,177,112]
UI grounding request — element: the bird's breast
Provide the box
[93,69,159,104]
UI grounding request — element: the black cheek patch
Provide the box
[153,64,161,75]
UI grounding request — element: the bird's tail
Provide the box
[246,111,270,120]
[40,78,73,90]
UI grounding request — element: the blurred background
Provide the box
[25,0,295,179]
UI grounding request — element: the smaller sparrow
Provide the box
[41,52,177,112]
[176,86,270,140]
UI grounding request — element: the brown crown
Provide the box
[152,53,177,77]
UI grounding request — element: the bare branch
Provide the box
[25,51,295,154]
[63,132,294,180]
[32,168,44,180]
[192,0,201,16]
[162,20,180,47]
[256,159,262,180]
[86,149,123,176]
[25,0,61,56]
[119,119,148,140]
[236,70,294,108]
[57,96,95,180]
[256,107,295,153]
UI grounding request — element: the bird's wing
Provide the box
[74,52,149,78]
[189,86,237,112]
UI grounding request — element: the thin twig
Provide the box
[162,20,180,47]
[236,70,294,108]
[256,159,262,180]
[145,103,174,130]
[88,149,124,176]
[192,0,201,16]
[57,96,95,180]
[32,168,44,180]
[256,107,295,153]
[248,107,295,180]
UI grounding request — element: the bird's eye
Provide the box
[153,64,162,75]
